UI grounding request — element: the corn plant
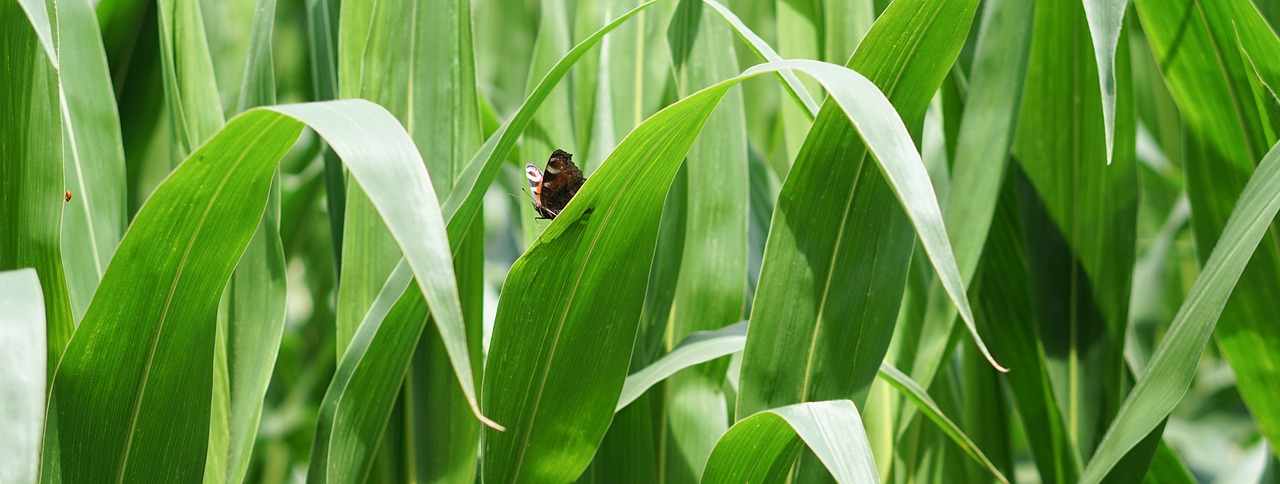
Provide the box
[4,0,1280,482]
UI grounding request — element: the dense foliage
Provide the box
[3,0,1280,482]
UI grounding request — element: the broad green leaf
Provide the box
[738,0,996,435]
[876,364,1009,484]
[659,1,748,479]
[616,322,748,412]
[40,100,492,482]
[601,0,677,150]
[1,0,73,379]
[393,0,487,481]
[1012,0,1138,459]
[1083,0,1127,164]
[1133,0,1280,457]
[201,0,257,113]
[614,320,1002,480]
[701,400,878,484]
[335,0,417,357]
[1144,441,1196,484]
[1081,138,1280,482]
[0,268,46,484]
[481,58,992,483]
[56,0,127,323]
[612,319,1005,481]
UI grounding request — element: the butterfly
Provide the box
[526,149,586,220]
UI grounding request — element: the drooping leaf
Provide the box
[40,100,492,482]
[738,0,995,444]
[701,400,879,484]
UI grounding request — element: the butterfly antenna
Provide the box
[509,187,536,204]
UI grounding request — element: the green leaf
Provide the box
[701,400,879,483]
[40,100,493,482]
[481,57,994,482]
[1133,0,1280,459]
[703,0,817,117]
[824,0,874,64]
[56,0,128,323]
[0,268,46,484]
[1,0,73,380]
[308,262,416,483]
[1081,138,1280,482]
[738,0,998,438]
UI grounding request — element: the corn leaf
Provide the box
[40,100,491,482]
[738,0,996,439]
[701,400,879,483]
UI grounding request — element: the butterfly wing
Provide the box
[527,150,586,220]
[540,150,585,218]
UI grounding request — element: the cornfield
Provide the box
[4,0,1280,482]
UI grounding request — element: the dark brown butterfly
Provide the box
[526,149,586,220]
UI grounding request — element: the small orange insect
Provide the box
[64,190,72,202]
